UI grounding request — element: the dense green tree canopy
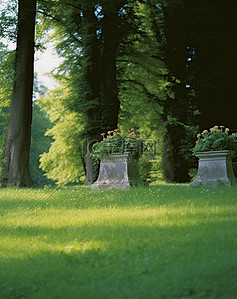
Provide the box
[1,0,236,185]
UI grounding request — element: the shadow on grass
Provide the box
[1,185,237,298]
[1,217,237,299]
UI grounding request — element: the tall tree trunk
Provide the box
[84,6,121,184]
[82,7,101,185]
[0,0,36,187]
[160,1,198,182]
[101,10,120,131]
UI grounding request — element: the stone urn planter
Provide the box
[190,150,237,187]
[91,152,142,190]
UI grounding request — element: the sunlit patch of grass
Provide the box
[0,185,237,298]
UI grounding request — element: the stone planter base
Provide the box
[190,150,237,188]
[91,153,142,190]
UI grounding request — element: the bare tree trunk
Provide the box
[83,6,121,184]
[0,0,36,187]
[163,133,175,182]
[85,152,94,185]
[101,10,120,131]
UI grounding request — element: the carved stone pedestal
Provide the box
[91,153,141,190]
[190,150,237,187]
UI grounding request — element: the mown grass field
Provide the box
[0,185,237,299]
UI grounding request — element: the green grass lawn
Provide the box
[0,185,237,299]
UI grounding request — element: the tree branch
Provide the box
[37,9,82,45]
[117,58,166,78]
[119,78,164,110]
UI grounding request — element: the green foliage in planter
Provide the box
[91,129,142,161]
[193,125,237,154]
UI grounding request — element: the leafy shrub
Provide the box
[91,129,142,160]
[193,125,237,154]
